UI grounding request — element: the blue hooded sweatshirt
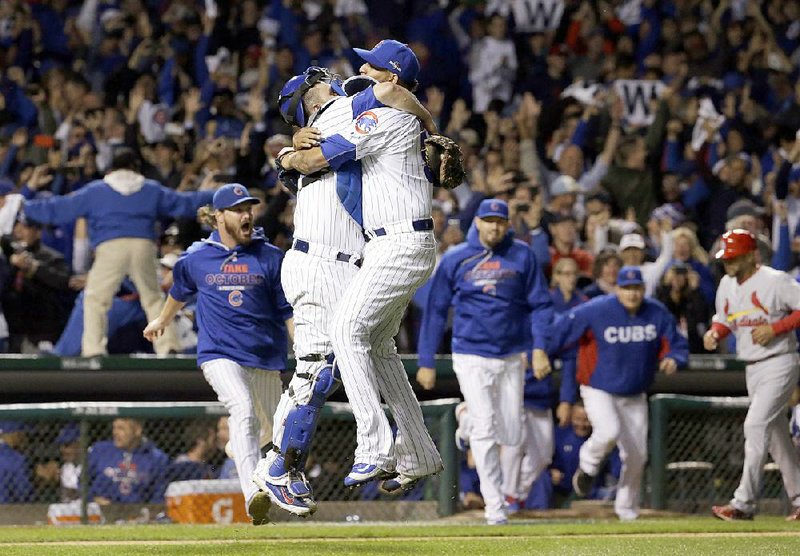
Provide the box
[417,224,553,367]
[170,228,292,370]
[23,170,213,248]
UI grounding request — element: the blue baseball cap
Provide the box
[212,183,261,210]
[617,266,644,287]
[476,198,509,220]
[354,40,420,83]
[55,423,80,445]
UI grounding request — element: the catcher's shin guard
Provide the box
[280,354,341,471]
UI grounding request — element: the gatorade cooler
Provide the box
[165,479,249,524]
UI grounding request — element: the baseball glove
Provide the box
[423,134,466,190]
[278,166,301,195]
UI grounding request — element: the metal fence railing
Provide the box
[649,394,793,514]
[0,399,459,525]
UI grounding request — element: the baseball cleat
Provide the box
[486,517,508,525]
[711,504,754,521]
[253,458,317,517]
[505,496,524,514]
[572,469,594,498]
[258,480,316,517]
[786,506,800,521]
[247,491,271,525]
[344,463,395,487]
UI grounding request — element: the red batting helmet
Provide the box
[715,229,757,260]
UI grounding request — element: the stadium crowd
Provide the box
[1,0,800,514]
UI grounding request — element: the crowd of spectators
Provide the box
[1,0,800,356]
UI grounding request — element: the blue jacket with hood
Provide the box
[23,170,213,248]
[170,228,292,370]
[417,224,553,367]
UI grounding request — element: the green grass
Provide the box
[0,518,797,555]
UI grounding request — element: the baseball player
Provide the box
[143,183,292,526]
[251,66,435,516]
[703,229,800,522]
[550,265,688,521]
[501,257,583,512]
[417,198,553,524]
[272,40,445,494]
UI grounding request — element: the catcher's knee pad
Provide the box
[280,355,341,471]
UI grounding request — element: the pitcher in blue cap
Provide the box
[353,39,421,92]
[144,182,292,526]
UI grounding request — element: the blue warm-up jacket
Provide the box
[417,225,553,367]
[549,294,689,396]
[170,229,292,370]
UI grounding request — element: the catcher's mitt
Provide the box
[423,134,466,190]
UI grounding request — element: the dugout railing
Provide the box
[649,394,793,514]
[0,354,750,403]
[0,399,460,525]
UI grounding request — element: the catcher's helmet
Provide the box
[715,228,757,260]
[278,67,346,127]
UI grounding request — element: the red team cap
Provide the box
[715,229,757,260]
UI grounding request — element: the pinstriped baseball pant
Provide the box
[201,359,282,506]
[271,250,359,447]
[330,232,442,477]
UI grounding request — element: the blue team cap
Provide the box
[278,66,346,127]
[213,183,261,210]
[0,421,29,434]
[476,198,509,220]
[354,40,420,83]
[617,266,644,287]
[55,423,80,445]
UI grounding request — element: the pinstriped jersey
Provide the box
[293,96,366,255]
[348,109,432,230]
[319,106,433,231]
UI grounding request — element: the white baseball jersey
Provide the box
[713,265,800,361]
[294,96,365,255]
[326,103,442,480]
[342,108,432,230]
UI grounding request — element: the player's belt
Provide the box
[365,218,434,241]
[292,239,363,267]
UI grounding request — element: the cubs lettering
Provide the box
[603,324,657,344]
